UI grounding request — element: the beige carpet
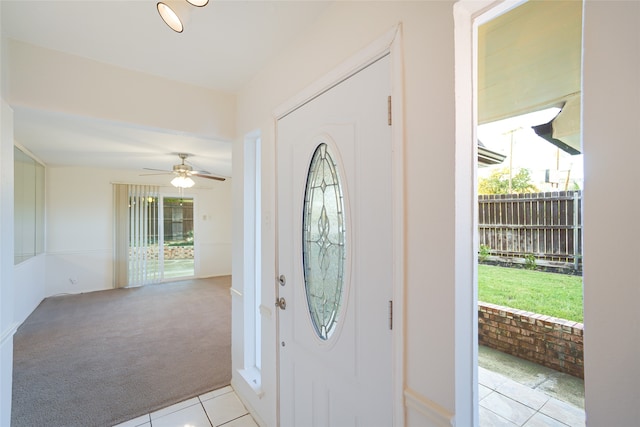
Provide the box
[11,276,231,427]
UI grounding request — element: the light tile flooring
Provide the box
[113,386,258,427]
[113,369,584,427]
[480,367,586,426]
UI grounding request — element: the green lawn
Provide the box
[478,264,584,323]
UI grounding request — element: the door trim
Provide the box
[453,1,527,425]
[273,24,405,426]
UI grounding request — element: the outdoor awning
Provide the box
[478,0,582,154]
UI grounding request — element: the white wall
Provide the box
[45,166,232,296]
[1,15,20,422]
[582,1,640,425]
[7,40,236,141]
[233,2,459,426]
[46,167,231,295]
[0,98,16,427]
[233,1,640,426]
[13,255,46,326]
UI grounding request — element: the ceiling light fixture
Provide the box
[186,0,209,6]
[157,0,208,33]
[171,175,195,188]
[157,2,184,33]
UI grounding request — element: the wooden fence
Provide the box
[478,191,582,270]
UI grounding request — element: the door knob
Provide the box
[276,297,287,310]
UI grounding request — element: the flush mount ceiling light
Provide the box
[157,0,209,33]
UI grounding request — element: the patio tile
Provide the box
[479,384,494,401]
[497,379,550,410]
[481,392,536,425]
[539,397,585,427]
[479,366,510,390]
[523,412,570,427]
[479,406,519,427]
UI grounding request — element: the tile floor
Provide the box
[113,368,584,427]
[479,367,586,426]
[113,386,258,427]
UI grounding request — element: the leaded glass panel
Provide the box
[302,143,346,340]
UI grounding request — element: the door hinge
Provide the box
[389,300,393,330]
[387,95,392,126]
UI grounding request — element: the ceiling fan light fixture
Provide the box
[186,0,209,7]
[157,2,184,33]
[171,175,195,188]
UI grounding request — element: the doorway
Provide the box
[117,185,197,287]
[473,1,584,425]
[161,196,195,279]
[276,54,393,426]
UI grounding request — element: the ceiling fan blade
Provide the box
[193,173,226,182]
[140,172,173,176]
[185,159,212,175]
[143,167,173,172]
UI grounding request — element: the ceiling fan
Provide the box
[142,153,226,188]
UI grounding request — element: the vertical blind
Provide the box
[114,184,160,288]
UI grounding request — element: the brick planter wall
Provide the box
[163,246,194,260]
[478,302,584,379]
[130,245,194,260]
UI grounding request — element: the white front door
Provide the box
[277,54,393,427]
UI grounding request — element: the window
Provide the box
[302,143,346,340]
[14,146,45,264]
[240,133,262,389]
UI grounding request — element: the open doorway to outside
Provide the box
[117,185,197,287]
[475,1,585,425]
[161,196,195,279]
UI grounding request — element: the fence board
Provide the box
[478,191,582,269]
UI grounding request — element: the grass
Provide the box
[478,264,584,323]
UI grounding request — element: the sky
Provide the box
[477,108,583,191]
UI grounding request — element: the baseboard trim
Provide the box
[404,388,455,427]
[231,377,267,427]
[1,322,20,346]
[46,249,110,256]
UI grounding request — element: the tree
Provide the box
[478,168,538,195]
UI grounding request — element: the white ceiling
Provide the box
[13,106,234,175]
[1,0,332,175]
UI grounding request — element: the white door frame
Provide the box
[453,1,528,425]
[274,24,405,426]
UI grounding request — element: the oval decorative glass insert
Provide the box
[302,143,346,341]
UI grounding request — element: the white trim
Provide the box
[45,249,110,256]
[14,141,46,167]
[388,24,406,427]
[230,287,243,297]
[273,23,405,427]
[274,25,400,120]
[258,303,272,319]
[453,2,480,426]
[404,388,455,427]
[231,378,267,427]
[453,1,528,426]
[1,322,19,346]
[236,367,264,398]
